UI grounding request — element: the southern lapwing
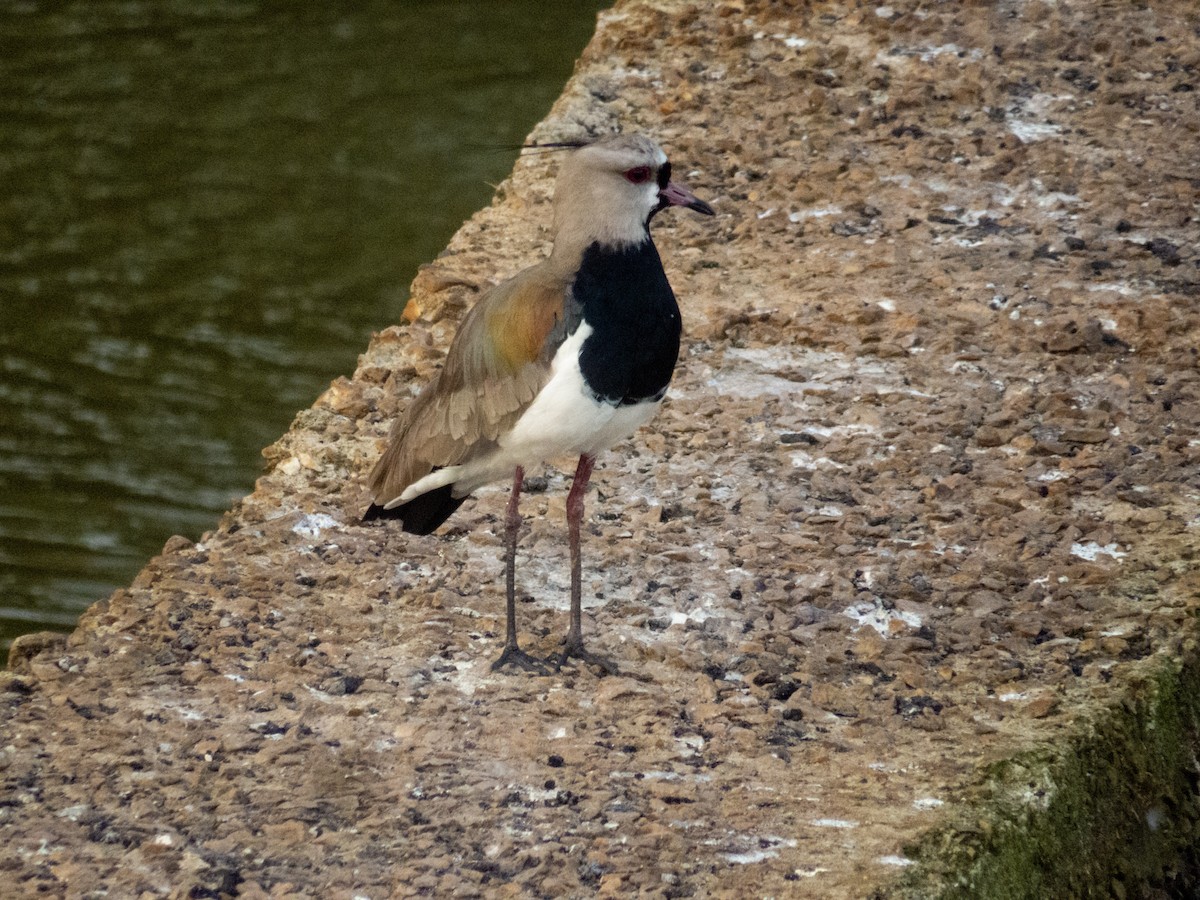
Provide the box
[363,133,714,673]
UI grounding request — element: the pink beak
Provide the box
[661,180,715,216]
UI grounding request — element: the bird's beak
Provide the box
[660,180,715,216]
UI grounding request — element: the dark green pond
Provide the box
[0,1,607,656]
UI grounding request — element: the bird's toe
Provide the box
[553,640,619,676]
[491,645,552,675]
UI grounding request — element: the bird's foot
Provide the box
[553,639,618,676]
[491,644,551,674]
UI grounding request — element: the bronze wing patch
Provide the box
[368,267,571,506]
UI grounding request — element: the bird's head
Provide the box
[548,133,714,251]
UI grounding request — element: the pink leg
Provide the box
[491,466,546,672]
[557,454,616,674]
[504,465,523,642]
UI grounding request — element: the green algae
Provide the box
[883,643,1200,899]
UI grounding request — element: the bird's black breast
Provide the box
[571,239,682,407]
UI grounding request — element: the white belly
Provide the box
[396,323,664,503]
[501,323,661,461]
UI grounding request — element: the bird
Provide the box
[363,133,714,673]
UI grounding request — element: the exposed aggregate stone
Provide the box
[3,1,1199,897]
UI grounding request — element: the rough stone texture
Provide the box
[4,0,1200,897]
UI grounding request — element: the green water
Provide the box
[0,1,607,655]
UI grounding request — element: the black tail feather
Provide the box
[362,485,468,536]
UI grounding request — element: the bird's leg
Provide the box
[491,466,547,673]
[504,465,523,642]
[555,453,617,675]
[565,454,594,649]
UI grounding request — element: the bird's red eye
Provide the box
[624,166,652,184]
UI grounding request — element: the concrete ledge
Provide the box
[890,647,1200,897]
[4,1,1200,897]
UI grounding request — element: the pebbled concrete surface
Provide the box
[4,1,1200,896]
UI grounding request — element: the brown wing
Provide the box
[368,263,570,506]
